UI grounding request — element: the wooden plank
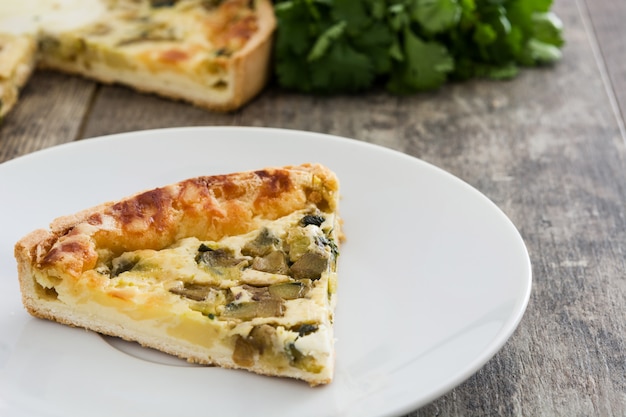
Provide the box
[78,83,238,139]
[0,70,97,163]
[582,0,626,128]
[408,0,626,415]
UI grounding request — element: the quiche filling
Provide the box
[35,0,262,103]
[0,0,275,114]
[33,207,339,376]
[0,33,37,117]
[36,0,260,94]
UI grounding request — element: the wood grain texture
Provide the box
[406,1,626,415]
[582,0,626,129]
[0,0,624,415]
[0,71,96,163]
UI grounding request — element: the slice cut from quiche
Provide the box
[15,163,342,386]
[0,33,37,118]
[0,0,276,114]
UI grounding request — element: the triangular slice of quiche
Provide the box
[15,163,342,386]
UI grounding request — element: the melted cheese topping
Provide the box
[14,0,259,65]
[0,0,106,35]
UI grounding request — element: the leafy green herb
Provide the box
[272,0,564,94]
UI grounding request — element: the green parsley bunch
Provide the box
[272,0,565,94]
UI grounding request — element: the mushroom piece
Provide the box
[232,335,256,367]
[300,214,325,227]
[110,254,139,277]
[196,245,248,268]
[268,281,309,300]
[222,299,284,320]
[169,282,213,301]
[242,228,280,257]
[289,252,329,280]
[251,250,290,274]
[240,284,272,301]
[248,324,276,353]
[232,324,278,366]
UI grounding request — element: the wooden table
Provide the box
[1,0,624,415]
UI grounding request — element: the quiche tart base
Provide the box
[15,163,341,386]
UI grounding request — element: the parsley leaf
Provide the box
[309,40,375,92]
[272,0,564,94]
[388,28,454,93]
[410,0,463,34]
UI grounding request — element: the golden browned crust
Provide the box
[16,163,338,279]
[227,0,276,110]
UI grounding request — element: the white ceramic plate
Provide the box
[0,127,531,417]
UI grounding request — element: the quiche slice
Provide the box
[0,33,37,118]
[15,163,342,386]
[0,0,276,114]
